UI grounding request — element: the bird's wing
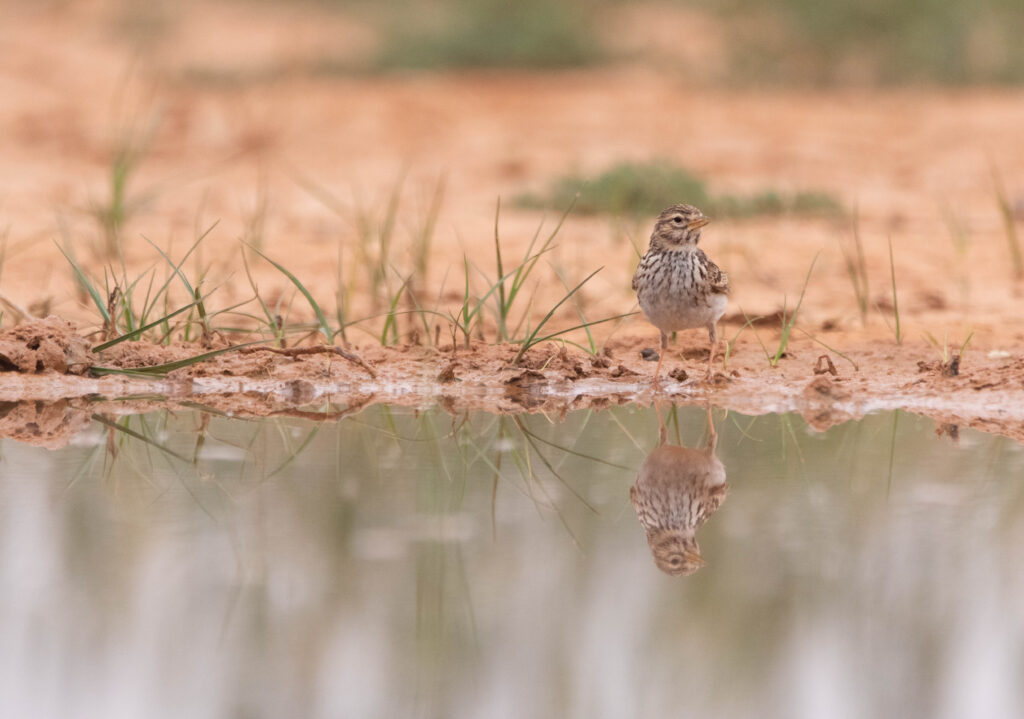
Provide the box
[703,254,730,295]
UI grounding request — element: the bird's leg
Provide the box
[704,402,718,450]
[654,401,667,444]
[705,323,718,380]
[651,330,668,389]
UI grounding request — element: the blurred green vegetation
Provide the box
[365,0,1024,82]
[374,0,603,70]
[517,162,842,218]
[122,0,1024,83]
[710,0,1024,84]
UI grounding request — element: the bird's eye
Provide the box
[672,216,683,224]
[670,556,682,565]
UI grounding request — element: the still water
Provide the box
[0,403,1022,719]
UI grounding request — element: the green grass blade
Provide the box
[772,253,818,366]
[55,242,110,324]
[554,265,596,353]
[91,414,191,463]
[247,244,333,342]
[515,312,635,348]
[992,165,1023,281]
[91,300,200,352]
[494,198,507,339]
[888,238,901,345]
[512,266,602,365]
[141,221,218,312]
[380,272,410,345]
[90,340,267,377]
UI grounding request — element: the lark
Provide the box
[632,204,729,382]
[630,404,728,576]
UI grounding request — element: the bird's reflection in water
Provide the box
[630,405,728,576]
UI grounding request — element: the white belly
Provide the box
[640,290,727,333]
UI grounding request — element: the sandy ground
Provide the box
[1,1,1023,444]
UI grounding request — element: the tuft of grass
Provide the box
[511,267,632,365]
[59,221,267,352]
[56,240,112,330]
[247,244,334,343]
[722,313,760,371]
[517,161,842,219]
[88,111,162,260]
[939,201,971,306]
[879,238,902,345]
[376,0,603,70]
[992,166,1023,282]
[90,301,200,353]
[748,254,818,368]
[923,330,974,366]
[838,210,869,326]
[489,197,568,342]
[292,171,445,344]
[772,254,818,366]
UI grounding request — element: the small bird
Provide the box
[632,204,730,382]
[629,406,728,576]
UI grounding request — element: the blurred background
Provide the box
[2,0,1024,346]
[2,0,1023,346]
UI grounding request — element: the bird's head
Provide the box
[651,204,710,249]
[647,530,705,576]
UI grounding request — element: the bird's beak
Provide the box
[682,549,705,567]
[688,216,710,230]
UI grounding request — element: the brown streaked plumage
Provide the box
[632,204,730,382]
[629,406,728,576]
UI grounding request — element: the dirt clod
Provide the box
[504,369,545,385]
[668,367,689,382]
[814,354,839,377]
[610,364,638,378]
[437,363,458,383]
[942,354,961,377]
[0,317,91,375]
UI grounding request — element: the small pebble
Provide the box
[640,348,659,361]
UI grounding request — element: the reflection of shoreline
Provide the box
[630,406,728,576]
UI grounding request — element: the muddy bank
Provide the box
[1,327,1022,447]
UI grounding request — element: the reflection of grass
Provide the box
[376,0,603,70]
[518,162,842,218]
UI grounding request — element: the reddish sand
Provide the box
[0,1,1023,445]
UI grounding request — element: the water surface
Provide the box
[0,404,1021,719]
